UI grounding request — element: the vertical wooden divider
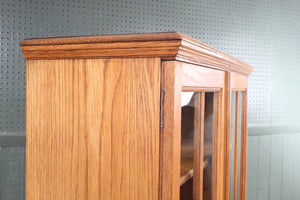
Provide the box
[239,91,248,200]
[225,73,231,200]
[193,92,205,200]
[233,92,240,200]
[160,61,182,200]
[213,91,222,200]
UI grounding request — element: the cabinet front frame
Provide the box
[160,61,227,200]
[225,72,248,200]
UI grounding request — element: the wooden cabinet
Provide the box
[20,32,253,200]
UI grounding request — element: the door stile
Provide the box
[239,91,248,200]
[193,93,205,200]
[159,61,182,200]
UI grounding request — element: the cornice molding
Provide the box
[20,32,253,75]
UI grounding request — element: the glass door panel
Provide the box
[229,91,244,200]
[180,91,218,200]
[203,93,214,200]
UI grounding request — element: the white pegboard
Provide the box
[1,0,300,132]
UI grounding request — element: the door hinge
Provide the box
[160,89,165,129]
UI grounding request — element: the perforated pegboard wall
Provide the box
[1,0,300,133]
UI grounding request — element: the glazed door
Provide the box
[160,61,226,200]
[180,91,220,200]
[228,72,248,200]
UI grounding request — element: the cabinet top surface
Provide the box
[20,32,193,46]
[20,32,253,75]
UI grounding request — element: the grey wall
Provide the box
[0,0,300,199]
[0,135,25,200]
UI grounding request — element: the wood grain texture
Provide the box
[231,72,248,90]
[224,72,231,200]
[226,73,250,200]
[180,64,226,200]
[239,91,248,200]
[213,91,225,200]
[181,62,225,89]
[160,61,182,200]
[26,58,161,200]
[22,32,253,200]
[21,46,179,60]
[233,92,240,200]
[180,138,211,187]
[20,32,253,75]
[180,158,209,187]
[20,32,185,45]
[193,92,205,200]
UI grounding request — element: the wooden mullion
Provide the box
[193,92,205,200]
[233,92,240,200]
[212,91,221,200]
[239,91,248,200]
[225,72,231,200]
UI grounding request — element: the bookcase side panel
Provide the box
[26,58,161,200]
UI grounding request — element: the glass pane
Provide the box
[229,91,243,200]
[180,92,216,200]
[203,93,214,200]
[180,92,197,200]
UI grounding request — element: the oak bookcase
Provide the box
[20,32,253,200]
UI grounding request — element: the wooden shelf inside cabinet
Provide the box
[180,157,209,186]
[180,139,212,186]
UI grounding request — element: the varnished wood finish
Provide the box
[220,74,229,200]
[231,72,248,90]
[22,32,253,200]
[20,32,185,45]
[240,91,248,200]
[21,45,180,60]
[181,62,225,88]
[213,91,225,200]
[180,139,211,186]
[20,32,253,75]
[233,92,240,200]
[174,62,231,200]
[225,72,232,200]
[193,92,205,200]
[26,58,161,200]
[180,156,209,186]
[230,76,249,200]
[180,66,226,200]
[160,61,182,200]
